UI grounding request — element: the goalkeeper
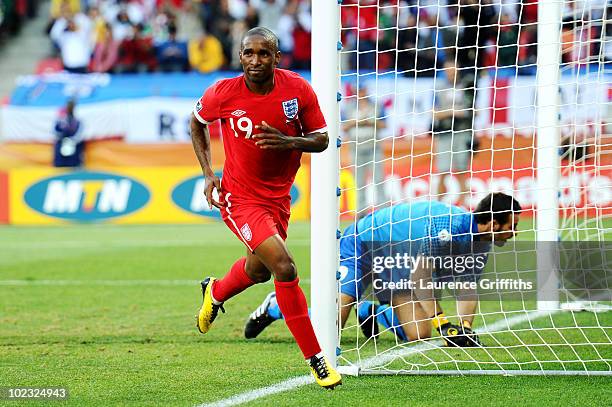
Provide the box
[244,192,521,347]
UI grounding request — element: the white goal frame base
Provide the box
[560,301,612,313]
[339,368,612,377]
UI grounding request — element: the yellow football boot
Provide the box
[196,277,224,334]
[309,355,342,389]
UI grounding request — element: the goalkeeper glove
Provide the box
[437,322,482,347]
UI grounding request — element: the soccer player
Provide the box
[244,193,521,347]
[190,27,341,389]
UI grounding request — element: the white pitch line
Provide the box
[197,376,315,407]
[196,309,554,407]
[0,279,200,286]
[0,279,312,286]
[0,239,311,250]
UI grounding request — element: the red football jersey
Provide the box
[193,69,327,204]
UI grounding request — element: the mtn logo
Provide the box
[24,171,150,222]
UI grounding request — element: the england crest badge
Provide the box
[282,98,298,120]
[240,224,253,241]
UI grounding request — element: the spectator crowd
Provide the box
[44,0,610,75]
[46,0,314,73]
[341,0,609,75]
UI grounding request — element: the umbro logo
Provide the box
[231,110,246,117]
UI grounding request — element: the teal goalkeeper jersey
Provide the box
[355,201,479,245]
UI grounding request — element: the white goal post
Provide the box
[310,0,341,367]
[311,0,611,375]
[535,0,561,312]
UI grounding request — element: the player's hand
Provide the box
[204,174,224,209]
[437,322,481,347]
[253,121,294,150]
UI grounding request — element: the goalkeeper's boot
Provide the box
[196,277,225,334]
[244,292,277,339]
[308,354,342,390]
[461,325,483,347]
[357,301,380,339]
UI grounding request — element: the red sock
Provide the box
[211,258,255,302]
[274,278,321,359]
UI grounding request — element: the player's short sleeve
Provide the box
[299,80,327,134]
[193,83,221,124]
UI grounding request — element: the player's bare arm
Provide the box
[410,262,442,318]
[253,121,328,152]
[190,114,223,208]
[410,261,475,345]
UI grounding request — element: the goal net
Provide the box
[325,0,611,375]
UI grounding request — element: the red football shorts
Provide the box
[220,192,290,252]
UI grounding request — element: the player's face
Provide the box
[240,36,280,84]
[492,213,520,247]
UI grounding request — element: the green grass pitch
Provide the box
[1,222,611,406]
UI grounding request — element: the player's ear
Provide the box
[274,51,281,66]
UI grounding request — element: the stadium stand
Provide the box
[40,0,314,73]
[0,0,50,122]
[0,1,609,152]
[2,0,608,81]
[0,0,40,39]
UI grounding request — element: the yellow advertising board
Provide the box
[8,166,310,225]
